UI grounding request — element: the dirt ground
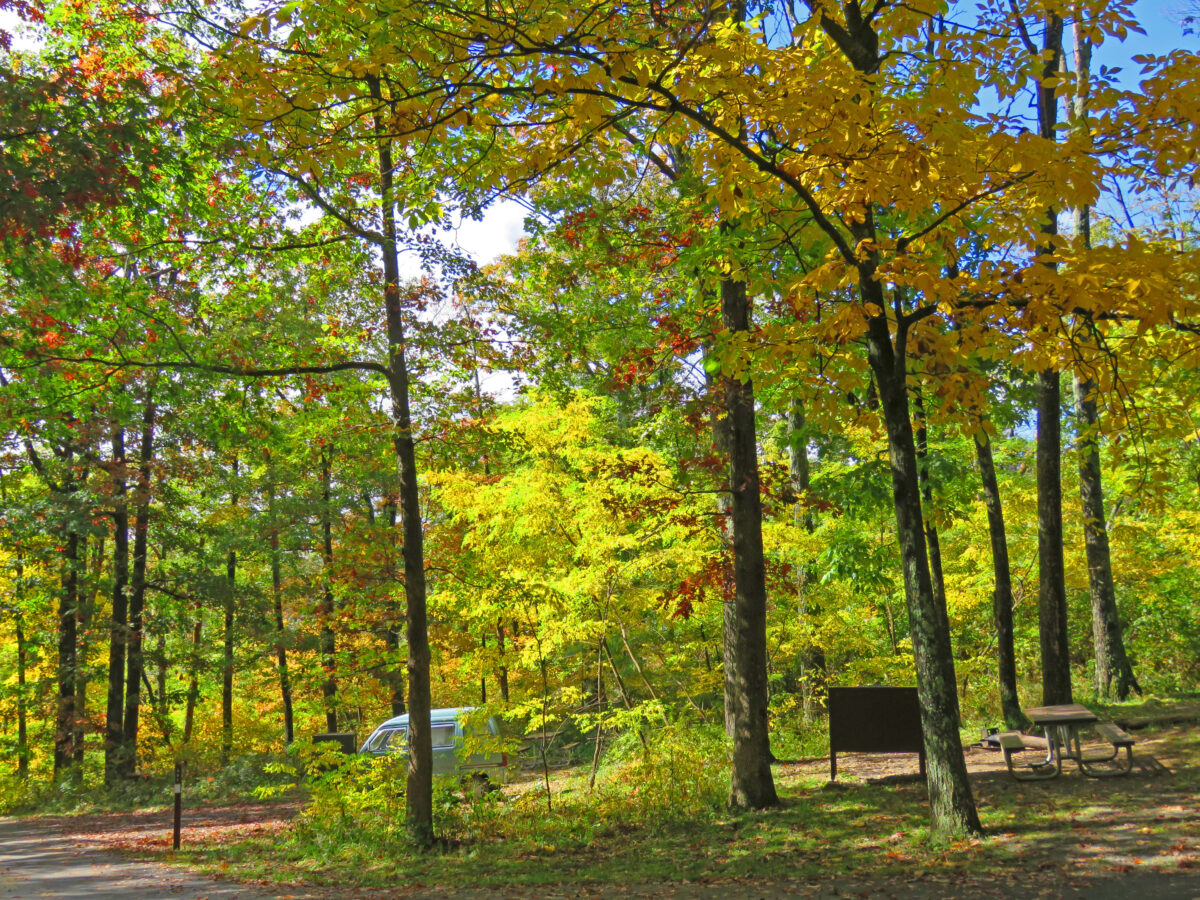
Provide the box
[778,723,1176,782]
[4,722,1200,899]
[0,808,298,900]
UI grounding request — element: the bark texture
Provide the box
[1073,376,1140,699]
[121,391,156,775]
[705,356,737,741]
[54,466,81,780]
[1032,11,1073,707]
[267,471,295,745]
[913,392,950,638]
[973,431,1026,728]
[864,288,980,837]
[371,77,434,844]
[720,277,778,810]
[1036,369,1072,705]
[1064,25,1139,702]
[105,426,129,786]
[319,447,338,733]
[384,496,407,716]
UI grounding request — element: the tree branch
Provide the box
[30,355,391,380]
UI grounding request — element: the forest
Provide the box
[1,0,1199,857]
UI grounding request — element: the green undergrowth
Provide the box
[9,700,1200,891]
[163,717,1200,891]
[0,751,301,816]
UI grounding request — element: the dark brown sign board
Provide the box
[313,732,358,754]
[828,686,925,781]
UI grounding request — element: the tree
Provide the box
[120,381,158,774]
[1015,4,1074,708]
[1063,16,1140,701]
[103,421,130,784]
[973,426,1026,729]
[351,0,1164,834]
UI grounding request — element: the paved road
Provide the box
[0,817,286,900]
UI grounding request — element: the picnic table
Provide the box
[999,703,1136,780]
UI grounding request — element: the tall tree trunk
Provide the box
[808,4,978,834]
[704,355,737,741]
[319,447,338,733]
[913,391,950,637]
[864,299,980,837]
[267,470,295,745]
[50,453,85,782]
[701,14,775,794]
[183,612,203,744]
[1029,10,1073,707]
[155,632,167,732]
[913,388,960,729]
[1073,376,1140,699]
[121,390,156,776]
[973,430,1027,728]
[15,558,30,778]
[221,459,238,766]
[370,76,433,844]
[383,495,406,716]
[1037,369,1072,705]
[105,426,129,786]
[1065,23,1140,702]
[3,385,84,780]
[75,530,101,769]
[720,277,778,810]
[787,399,825,721]
[665,127,769,786]
[55,526,80,779]
[662,151,772,784]
[495,622,510,704]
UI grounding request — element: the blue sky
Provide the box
[1105,0,1193,76]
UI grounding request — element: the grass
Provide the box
[157,719,1200,893]
[16,700,1200,895]
[168,777,942,889]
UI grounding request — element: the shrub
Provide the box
[592,723,727,830]
[261,742,410,852]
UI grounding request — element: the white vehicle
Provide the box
[359,707,510,783]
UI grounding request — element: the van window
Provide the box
[366,727,406,753]
[430,724,456,749]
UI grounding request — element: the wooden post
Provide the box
[172,762,182,850]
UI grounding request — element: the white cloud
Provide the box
[397,198,528,280]
[450,199,528,265]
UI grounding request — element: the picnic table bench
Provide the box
[999,705,1136,780]
[1081,722,1137,776]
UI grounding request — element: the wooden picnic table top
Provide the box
[1024,703,1099,726]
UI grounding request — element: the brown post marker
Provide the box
[172,762,182,850]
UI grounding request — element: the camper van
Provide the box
[359,707,510,784]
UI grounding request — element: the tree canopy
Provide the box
[1,0,1198,846]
